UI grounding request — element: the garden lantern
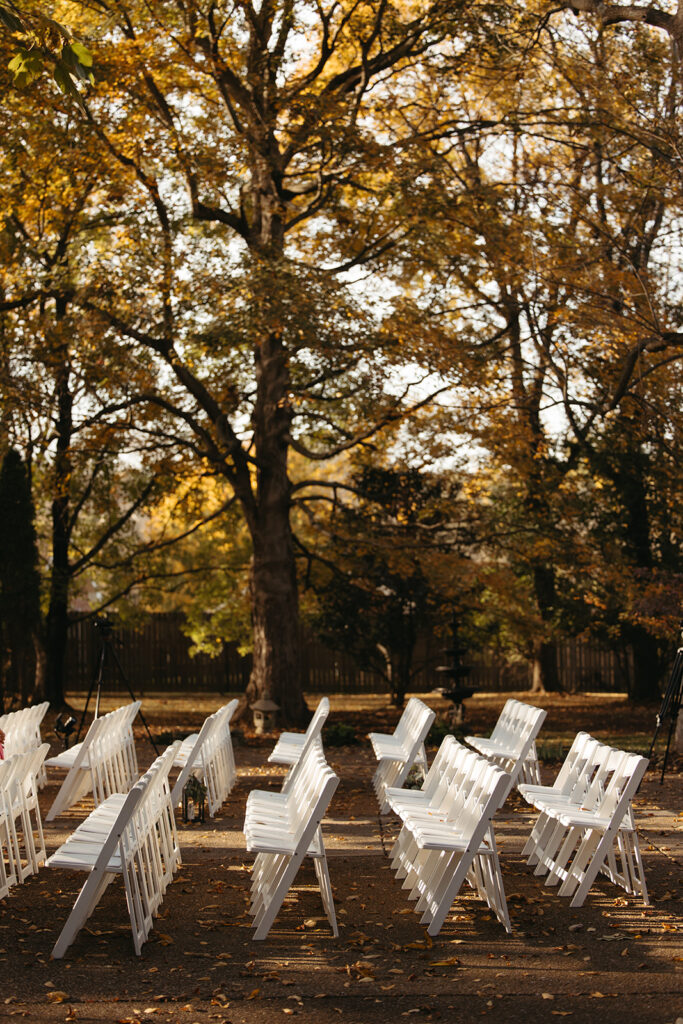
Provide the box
[182,773,206,824]
[250,696,279,734]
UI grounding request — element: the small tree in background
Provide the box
[303,464,467,706]
[0,448,43,709]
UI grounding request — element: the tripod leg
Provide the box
[75,646,106,744]
[107,644,159,756]
[649,645,683,783]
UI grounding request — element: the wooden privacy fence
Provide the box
[64,614,631,695]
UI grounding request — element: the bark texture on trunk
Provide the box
[242,329,307,726]
[247,537,305,724]
[625,625,662,702]
[531,565,561,692]
[530,638,558,694]
[44,352,73,708]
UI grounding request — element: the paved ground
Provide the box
[0,702,681,1024]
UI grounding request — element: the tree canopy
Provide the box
[0,0,681,712]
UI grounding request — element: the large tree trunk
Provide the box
[625,625,662,702]
[243,330,307,726]
[530,638,558,694]
[44,349,73,708]
[246,478,306,724]
[45,581,70,708]
[604,427,661,702]
[531,565,561,692]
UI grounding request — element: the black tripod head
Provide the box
[93,615,117,642]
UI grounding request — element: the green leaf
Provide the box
[8,48,44,85]
[52,62,87,108]
[53,63,73,94]
[60,43,93,84]
[70,41,93,67]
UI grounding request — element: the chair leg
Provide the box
[52,868,116,959]
[312,854,338,937]
[564,828,615,907]
[253,850,308,940]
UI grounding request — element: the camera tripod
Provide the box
[648,638,683,784]
[75,619,159,755]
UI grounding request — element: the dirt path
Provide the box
[0,693,681,1024]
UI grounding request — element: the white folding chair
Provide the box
[267,697,330,766]
[465,699,547,795]
[387,737,474,876]
[524,745,649,907]
[245,742,339,939]
[390,747,512,935]
[0,789,11,899]
[46,702,140,820]
[47,742,181,958]
[369,697,436,813]
[0,756,22,895]
[385,734,460,815]
[0,744,50,887]
[520,732,602,867]
[0,703,49,787]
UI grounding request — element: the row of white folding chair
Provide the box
[387,737,512,935]
[387,737,476,889]
[45,702,140,820]
[47,741,182,958]
[520,735,633,870]
[0,744,50,899]
[519,734,649,906]
[370,697,436,813]
[171,699,239,815]
[465,698,547,793]
[267,697,329,766]
[0,703,49,787]
[244,738,339,939]
[243,692,334,935]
